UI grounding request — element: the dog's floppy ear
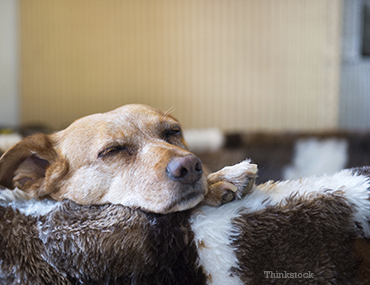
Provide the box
[0,133,58,197]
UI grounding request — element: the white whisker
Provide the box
[162,106,177,119]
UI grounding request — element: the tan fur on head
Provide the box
[0,105,210,213]
[0,104,257,213]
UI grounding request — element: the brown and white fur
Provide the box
[192,164,370,284]
[1,105,370,284]
[2,160,370,284]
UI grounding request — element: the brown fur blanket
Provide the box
[2,167,370,284]
[0,201,204,285]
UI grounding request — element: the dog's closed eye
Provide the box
[98,145,129,158]
[165,128,182,141]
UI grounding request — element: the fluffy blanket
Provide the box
[2,169,370,285]
[1,200,203,285]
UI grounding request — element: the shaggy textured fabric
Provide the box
[0,201,206,285]
[2,167,370,284]
[231,194,361,284]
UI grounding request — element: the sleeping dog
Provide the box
[1,105,370,284]
[0,104,254,212]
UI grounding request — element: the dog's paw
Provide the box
[203,160,258,207]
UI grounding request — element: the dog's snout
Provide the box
[166,155,203,184]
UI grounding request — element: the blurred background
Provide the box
[1,0,370,182]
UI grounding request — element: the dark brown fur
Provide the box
[0,206,68,284]
[0,201,206,285]
[231,193,366,284]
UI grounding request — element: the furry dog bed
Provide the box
[0,200,203,284]
[2,166,370,285]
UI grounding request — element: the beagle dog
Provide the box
[0,104,256,213]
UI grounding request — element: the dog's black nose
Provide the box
[166,155,203,184]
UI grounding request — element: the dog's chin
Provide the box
[162,188,206,214]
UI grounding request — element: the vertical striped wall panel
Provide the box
[20,0,342,131]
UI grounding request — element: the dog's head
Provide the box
[0,104,207,213]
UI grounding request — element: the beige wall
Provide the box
[0,0,18,128]
[20,0,342,131]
